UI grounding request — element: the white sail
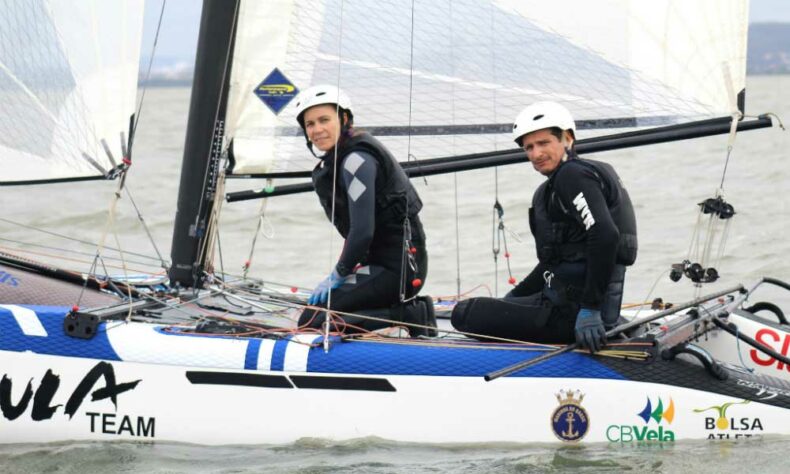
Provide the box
[0,0,144,184]
[224,0,749,175]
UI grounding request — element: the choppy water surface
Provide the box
[1,437,790,473]
[1,76,788,471]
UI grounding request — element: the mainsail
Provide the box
[0,0,144,184]
[223,0,749,177]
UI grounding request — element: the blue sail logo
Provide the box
[254,68,299,115]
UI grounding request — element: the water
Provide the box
[1,76,789,471]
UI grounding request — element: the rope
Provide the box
[242,178,274,279]
[632,269,670,321]
[733,324,755,373]
[75,168,134,318]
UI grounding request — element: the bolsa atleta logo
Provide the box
[693,399,763,439]
[551,389,589,442]
[606,396,676,442]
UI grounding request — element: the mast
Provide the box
[169,0,240,288]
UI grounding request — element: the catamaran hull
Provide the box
[2,350,789,445]
[2,305,790,445]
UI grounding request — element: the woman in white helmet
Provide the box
[451,101,637,352]
[293,85,435,337]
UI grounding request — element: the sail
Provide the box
[0,0,144,184]
[224,0,749,176]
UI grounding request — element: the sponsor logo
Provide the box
[607,396,676,442]
[0,362,154,438]
[572,192,596,230]
[254,68,299,114]
[0,270,19,287]
[750,328,790,373]
[694,399,763,439]
[551,389,589,442]
[735,378,790,400]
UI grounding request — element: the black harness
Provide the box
[312,132,424,268]
[529,155,638,266]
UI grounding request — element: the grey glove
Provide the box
[574,308,606,353]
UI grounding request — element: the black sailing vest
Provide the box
[312,132,424,258]
[529,156,638,266]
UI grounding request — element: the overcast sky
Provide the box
[141,0,790,63]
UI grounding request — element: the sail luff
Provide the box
[168,0,241,288]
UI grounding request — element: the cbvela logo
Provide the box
[694,399,763,439]
[550,389,589,442]
[606,396,676,442]
[1,362,155,438]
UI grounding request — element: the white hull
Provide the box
[2,345,790,444]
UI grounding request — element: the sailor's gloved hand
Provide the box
[308,270,344,306]
[574,308,606,353]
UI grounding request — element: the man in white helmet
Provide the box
[293,85,436,337]
[451,102,637,352]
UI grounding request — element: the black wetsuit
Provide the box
[452,151,637,343]
[299,133,427,332]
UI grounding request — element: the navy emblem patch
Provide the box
[254,68,299,115]
[551,389,589,442]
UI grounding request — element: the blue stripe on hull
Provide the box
[0,306,624,380]
[244,339,261,370]
[305,340,625,379]
[271,338,289,371]
[0,305,120,361]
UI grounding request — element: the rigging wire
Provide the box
[447,1,461,301]
[0,217,162,263]
[0,238,161,269]
[324,0,349,351]
[76,170,134,315]
[489,2,501,297]
[396,0,420,305]
[453,174,462,300]
[130,0,167,151]
[123,186,167,269]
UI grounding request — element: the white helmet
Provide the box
[512,101,576,145]
[294,84,353,128]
